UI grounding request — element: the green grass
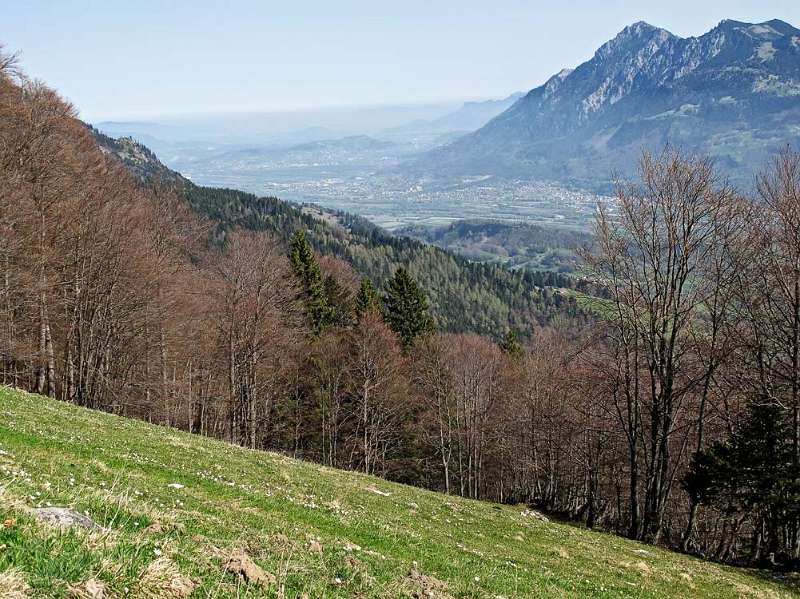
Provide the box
[0,387,797,598]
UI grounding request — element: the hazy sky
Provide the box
[5,0,800,121]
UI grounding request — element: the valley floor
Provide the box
[0,387,797,598]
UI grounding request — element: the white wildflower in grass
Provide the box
[153,548,162,557]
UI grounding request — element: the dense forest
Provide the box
[2,49,800,571]
[181,186,592,338]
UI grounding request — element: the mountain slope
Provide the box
[415,19,800,190]
[1,387,797,597]
[90,130,590,338]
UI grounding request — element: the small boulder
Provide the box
[308,539,323,554]
[365,485,391,497]
[520,509,549,522]
[34,507,100,530]
[144,522,164,534]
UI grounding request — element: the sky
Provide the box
[4,0,800,121]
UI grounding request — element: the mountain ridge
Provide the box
[411,18,800,191]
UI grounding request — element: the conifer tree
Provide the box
[382,267,435,350]
[323,273,353,327]
[500,329,524,359]
[289,229,334,336]
[683,401,800,561]
[354,276,380,320]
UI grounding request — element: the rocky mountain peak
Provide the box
[595,21,675,60]
[414,18,800,191]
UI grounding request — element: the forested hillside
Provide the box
[95,127,591,338]
[183,185,590,337]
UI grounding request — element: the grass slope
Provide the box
[0,387,797,598]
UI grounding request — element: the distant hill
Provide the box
[397,220,592,273]
[427,92,525,131]
[91,126,184,184]
[381,92,524,144]
[411,19,800,191]
[212,134,398,163]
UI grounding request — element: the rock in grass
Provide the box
[224,550,276,586]
[34,507,100,530]
[520,509,549,522]
[365,485,391,497]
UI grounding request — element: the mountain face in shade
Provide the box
[413,19,800,190]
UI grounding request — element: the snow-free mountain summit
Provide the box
[414,19,800,190]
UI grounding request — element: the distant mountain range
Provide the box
[380,92,524,142]
[96,93,524,153]
[410,19,800,191]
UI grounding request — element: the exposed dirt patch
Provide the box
[223,549,277,586]
[402,564,454,599]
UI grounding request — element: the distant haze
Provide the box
[95,102,464,144]
[5,1,800,121]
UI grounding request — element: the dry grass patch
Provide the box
[139,558,196,598]
[0,568,29,599]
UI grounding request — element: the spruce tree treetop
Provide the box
[354,276,380,321]
[382,266,435,350]
[289,229,335,336]
[500,329,524,360]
